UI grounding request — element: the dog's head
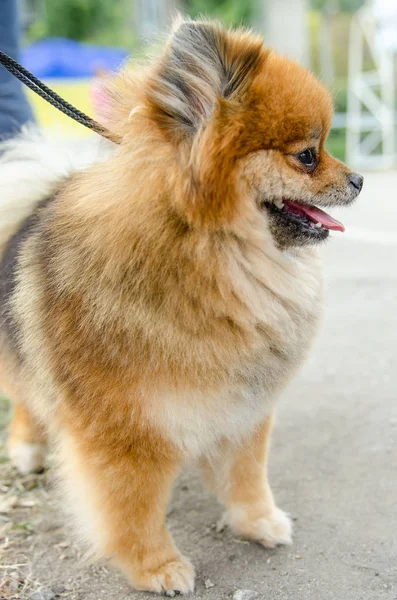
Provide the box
[124,19,363,247]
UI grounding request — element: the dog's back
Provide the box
[0,128,111,257]
[0,128,112,473]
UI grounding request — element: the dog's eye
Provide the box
[297,148,317,169]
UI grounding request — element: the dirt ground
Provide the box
[1,171,397,600]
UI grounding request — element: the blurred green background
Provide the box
[21,0,369,159]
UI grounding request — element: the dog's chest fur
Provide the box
[7,205,322,459]
[145,248,322,456]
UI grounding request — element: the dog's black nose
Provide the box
[348,172,364,192]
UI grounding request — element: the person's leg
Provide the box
[0,0,36,139]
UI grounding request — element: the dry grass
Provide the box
[0,398,53,600]
[0,453,47,599]
[0,398,114,600]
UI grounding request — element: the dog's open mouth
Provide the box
[264,198,344,243]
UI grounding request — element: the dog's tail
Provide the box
[0,126,112,255]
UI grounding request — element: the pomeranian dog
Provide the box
[0,18,362,595]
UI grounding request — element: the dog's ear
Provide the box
[146,19,265,138]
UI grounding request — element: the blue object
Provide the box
[21,38,129,79]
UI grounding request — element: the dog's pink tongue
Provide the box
[284,200,345,232]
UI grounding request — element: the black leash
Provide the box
[0,50,120,144]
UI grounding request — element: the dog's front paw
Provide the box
[255,507,293,548]
[222,504,292,549]
[133,556,195,595]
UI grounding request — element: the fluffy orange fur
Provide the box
[0,19,361,595]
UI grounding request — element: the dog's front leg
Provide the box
[57,425,194,594]
[201,412,292,548]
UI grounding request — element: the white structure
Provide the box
[264,0,310,67]
[134,0,180,44]
[347,0,397,169]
